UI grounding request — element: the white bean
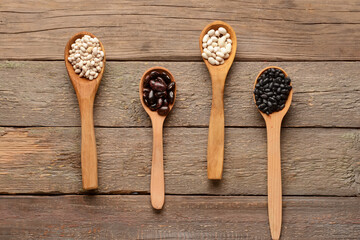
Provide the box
[206,39,212,45]
[224,53,230,59]
[94,73,98,78]
[208,57,216,65]
[80,47,86,52]
[226,43,232,53]
[202,52,208,59]
[202,34,209,43]
[90,71,96,76]
[214,47,220,52]
[208,29,215,36]
[221,47,227,54]
[207,46,214,52]
[216,51,225,58]
[215,60,220,65]
[211,36,218,42]
[96,66,101,72]
[89,76,93,80]
[204,48,212,56]
[218,36,227,48]
[225,33,230,39]
[75,69,81,73]
[211,42,217,47]
[218,27,227,35]
[215,30,220,36]
[227,39,232,44]
[211,53,216,58]
[216,56,223,62]
[220,59,225,65]
[202,43,207,48]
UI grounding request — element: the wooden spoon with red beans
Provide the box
[139,67,176,209]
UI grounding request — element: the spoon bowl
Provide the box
[64,31,106,190]
[254,66,292,240]
[254,66,293,120]
[139,67,176,209]
[199,21,237,180]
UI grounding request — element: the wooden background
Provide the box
[0,0,359,239]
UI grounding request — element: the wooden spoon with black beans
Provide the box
[253,66,293,240]
[139,67,176,210]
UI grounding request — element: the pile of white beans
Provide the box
[201,27,232,65]
[67,35,104,80]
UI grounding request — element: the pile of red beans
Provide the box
[142,70,175,116]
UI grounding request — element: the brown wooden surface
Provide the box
[1,195,359,239]
[1,0,359,239]
[1,127,358,196]
[1,61,359,128]
[1,0,360,61]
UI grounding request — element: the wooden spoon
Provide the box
[253,66,293,240]
[199,21,237,179]
[64,32,106,190]
[139,67,176,209]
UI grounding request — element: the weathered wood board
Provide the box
[1,195,359,239]
[1,0,359,61]
[1,127,358,195]
[1,61,359,128]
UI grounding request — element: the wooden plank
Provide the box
[0,127,358,195]
[1,61,359,128]
[0,0,359,61]
[0,195,359,239]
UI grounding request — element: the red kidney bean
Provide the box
[157,106,169,116]
[143,70,175,115]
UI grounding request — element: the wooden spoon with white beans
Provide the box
[64,31,106,190]
[199,21,237,180]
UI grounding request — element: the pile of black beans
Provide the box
[254,68,292,115]
[143,70,175,116]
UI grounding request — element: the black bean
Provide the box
[263,83,269,89]
[167,82,175,91]
[168,91,174,104]
[259,103,266,109]
[264,88,271,92]
[260,94,268,99]
[256,99,262,105]
[277,88,282,93]
[259,79,264,85]
[269,82,274,89]
[276,95,281,101]
[264,78,270,84]
[274,83,280,88]
[266,110,270,115]
[279,104,285,110]
[281,89,289,94]
[255,83,260,88]
[266,92,274,97]
[157,106,169,116]
[255,95,259,101]
[280,94,287,99]
[269,97,276,103]
[263,99,268,104]
[279,73,285,78]
[267,101,272,108]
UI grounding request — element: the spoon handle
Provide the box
[207,77,225,179]
[150,118,165,209]
[266,119,282,240]
[79,97,98,190]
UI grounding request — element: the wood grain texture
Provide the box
[1,61,359,128]
[0,195,359,239]
[0,127,358,195]
[0,0,359,61]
